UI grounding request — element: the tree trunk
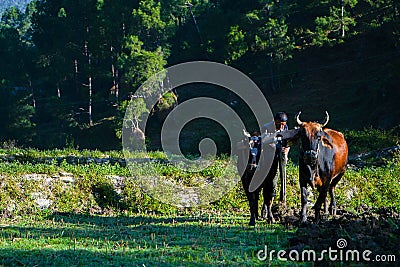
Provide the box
[57,81,61,98]
[88,76,93,126]
[111,46,119,106]
[74,59,79,94]
[341,0,345,38]
[85,23,93,126]
[115,69,119,103]
[30,79,36,109]
[394,0,399,19]
[268,30,276,92]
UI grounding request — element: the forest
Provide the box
[0,0,399,151]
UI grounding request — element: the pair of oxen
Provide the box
[238,111,348,225]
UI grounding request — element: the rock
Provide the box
[89,205,103,215]
[345,187,357,201]
[35,198,52,209]
[60,176,75,183]
[59,171,73,177]
[6,202,16,212]
[23,174,43,181]
[31,192,42,198]
[107,175,126,195]
[44,178,53,186]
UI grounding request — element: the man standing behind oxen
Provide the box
[262,112,291,207]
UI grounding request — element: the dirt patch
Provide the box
[273,205,399,265]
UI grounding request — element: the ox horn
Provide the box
[320,111,330,127]
[295,111,303,125]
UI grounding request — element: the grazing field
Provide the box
[0,213,298,266]
[0,128,399,266]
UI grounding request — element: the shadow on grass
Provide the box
[0,248,206,267]
[0,212,294,266]
[49,211,231,226]
[3,210,398,266]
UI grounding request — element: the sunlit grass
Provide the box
[0,213,301,266]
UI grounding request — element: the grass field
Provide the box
[0,213,300,267]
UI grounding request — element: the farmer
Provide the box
[261,111,291,205]
[274,111,290,165]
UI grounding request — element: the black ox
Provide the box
[237,129,298,226]
[238,131,278,225]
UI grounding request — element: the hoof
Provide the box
[329,206,337,216]
[261,206,267,218]
[299,216,307,224]
[298,220,310,227]
[249,219,256,226]
[314,214,321,224]
[267,215,275,224]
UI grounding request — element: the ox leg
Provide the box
[262,155,279,223]
[248,191,260,226]
[329,186,337,216]
[324,196,329,215]
[318,187,329,214]
[242,175,259,226]
[263,193,275,224]
[244,190,259,226]
[314,188,328,223]
[300,181,308,223]
[299,162,313,223]
[329,172,344,216]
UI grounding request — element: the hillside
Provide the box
[264,26,400,131]
[168,25,400,156]
[0,0,399,151]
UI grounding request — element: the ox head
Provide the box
[243,129,261,170]
[295,111,332,167]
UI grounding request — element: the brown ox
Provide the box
[295,111,348,223]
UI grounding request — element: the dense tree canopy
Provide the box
[0,0,399,149]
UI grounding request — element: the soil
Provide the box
[273,205,400,266]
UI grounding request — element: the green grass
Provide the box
[0,146,399,216]
[343,127,400,155]
[0,213,300,267]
